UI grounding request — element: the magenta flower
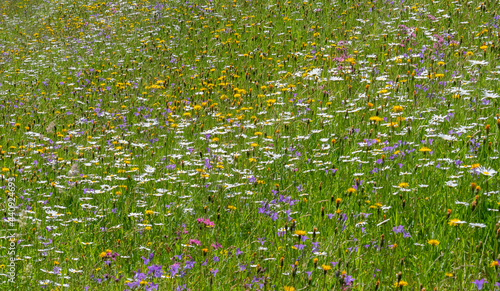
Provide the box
[196,217,214,228]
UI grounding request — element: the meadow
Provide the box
[0,0,499,289]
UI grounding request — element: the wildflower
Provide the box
[294,230,307,236]
[398,182,409,188]
[344,275,355,285]
[472,278,487,290]
[489,261,499,268]
[347,188,356,194]
[394,281,408,287]
[197,217,215,228]
[284,287,295,291]
[369,116,384,122]
[476,166,497,177]
[445,272,454,277]
[419,146,431,152]
[448,219,466,226]
[428,239,440,246]
[470,182,478,191]
[392,105,404,112]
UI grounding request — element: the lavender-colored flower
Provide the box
[147,264,163,278]
[473,278,488,290]
[344,275,355,285]
[294,244,306,251]
[53,266,61,274]
[170,263,180,277]
[145,282,158,291]
[393,225,405,234]
[184,260,196,270]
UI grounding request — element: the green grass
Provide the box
[0,0,499,290]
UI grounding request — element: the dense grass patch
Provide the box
[0,0,500,290]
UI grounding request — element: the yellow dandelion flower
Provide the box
[470,163,480,169]
[394,281,408,287]
[369,116,384,122]
[419,146,431,152]
[428,239,440,246]
[398,182,409,188]
[392,105,404,112]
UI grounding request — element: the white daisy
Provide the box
[475,166,497,177]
